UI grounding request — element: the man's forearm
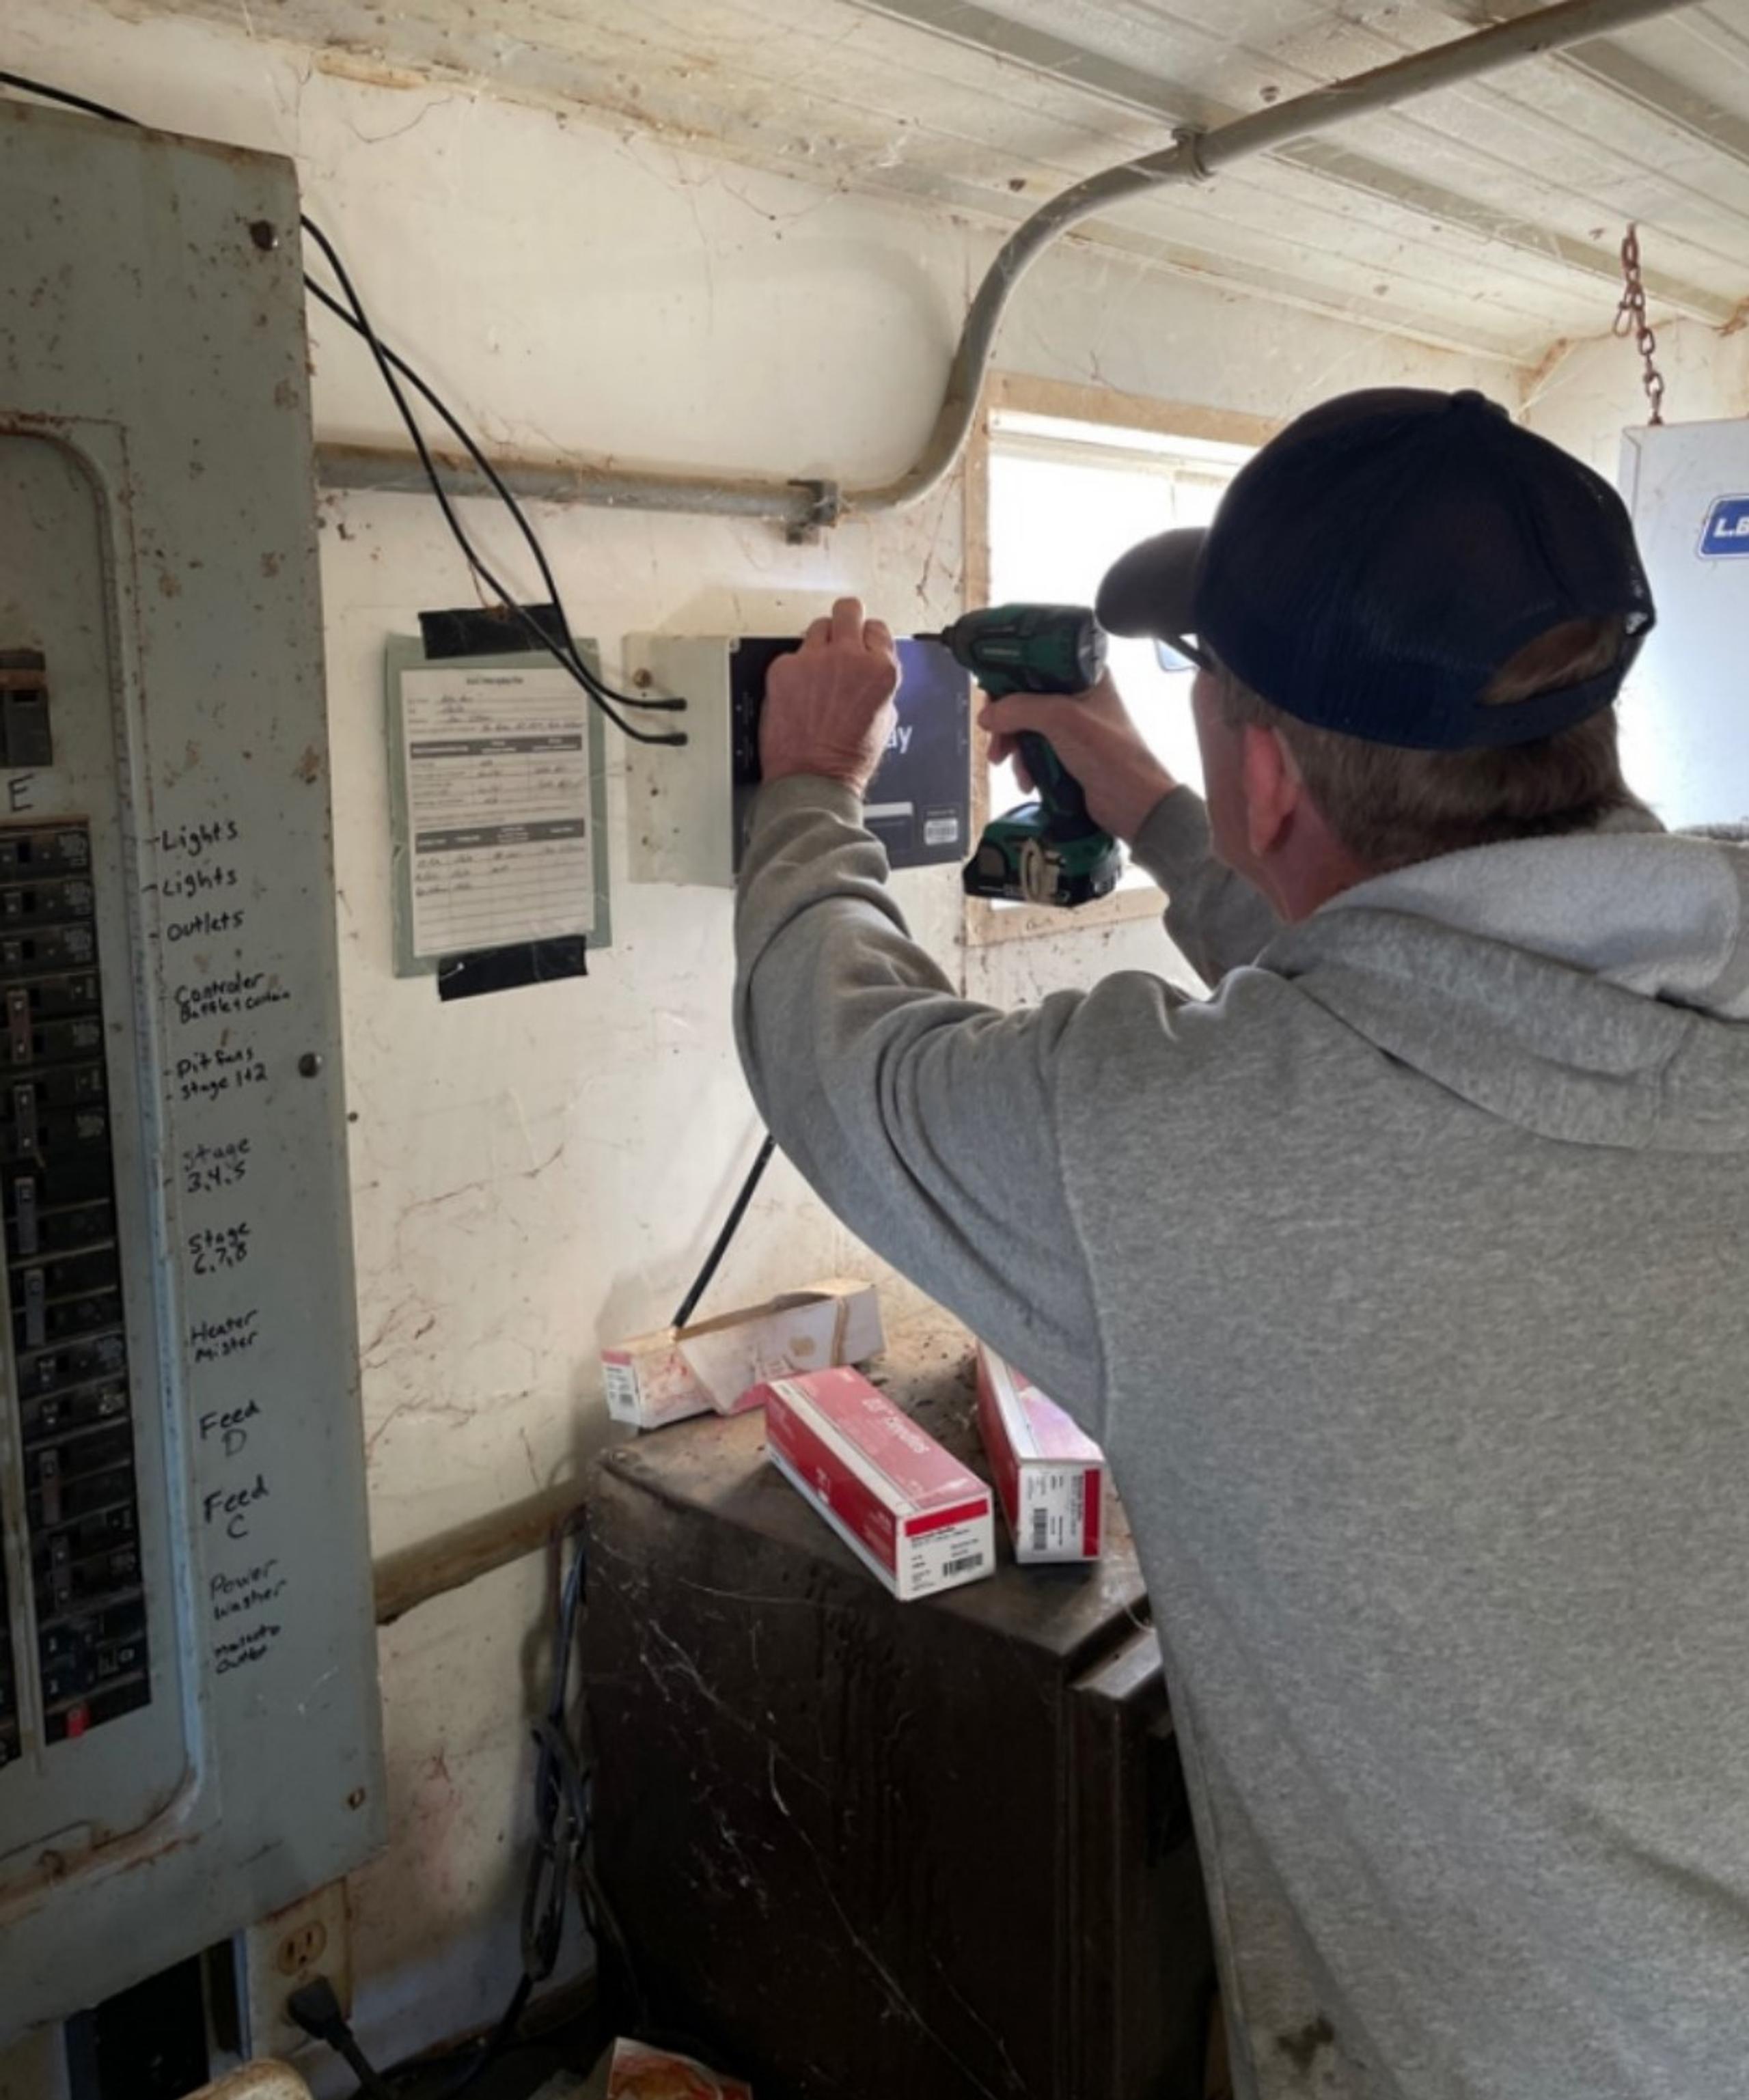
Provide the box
[1129,786,1280,984]
[733,775,1106,1420]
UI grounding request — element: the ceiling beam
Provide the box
[1431,0,1749,170]
[846,0,1735,322]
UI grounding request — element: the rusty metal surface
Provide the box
[584,1314,1213,2099]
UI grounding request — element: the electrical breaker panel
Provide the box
[0,105,383,2034]
[624,633,971,888]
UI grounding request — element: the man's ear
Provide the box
[1241,723,1303,860]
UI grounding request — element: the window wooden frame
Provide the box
[963,373,1275,948]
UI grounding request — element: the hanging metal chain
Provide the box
[1613,223,1666,426]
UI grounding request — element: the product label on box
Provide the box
[976,1342,1105,1561]
[601,1355,641,1424]
[905,1515,990,1594]
[1021,1467,1096,1558]
[764,1370,993,1600]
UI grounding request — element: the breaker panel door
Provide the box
[0,100,383,2038]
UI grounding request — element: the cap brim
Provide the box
[1095,526,1207,641]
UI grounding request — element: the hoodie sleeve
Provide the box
[1130,786,1279,984]
[734,775,1109,1425]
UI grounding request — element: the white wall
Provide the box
[8,0,1520,2077]
[1523,319,1749,475]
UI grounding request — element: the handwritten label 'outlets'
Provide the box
[167,905,245,944]
[191,1308,260,1364]
[173,971,290,1030]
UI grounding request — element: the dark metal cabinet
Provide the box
[585,1322,1214,2099]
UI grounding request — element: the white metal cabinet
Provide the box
[1621,418,1749,829]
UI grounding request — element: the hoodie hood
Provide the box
[1261,818,1749,1152]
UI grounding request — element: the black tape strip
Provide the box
[437,937,587,1001]
[419,604,569,661]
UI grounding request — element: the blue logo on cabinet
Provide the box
[1698,495,1749,557]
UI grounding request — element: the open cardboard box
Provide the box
[601,1277,883,1431]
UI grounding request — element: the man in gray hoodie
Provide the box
[732,388,1749,2100]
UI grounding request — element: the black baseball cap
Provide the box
[1096,388,1655,751]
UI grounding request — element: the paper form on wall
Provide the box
[398,664,594,958]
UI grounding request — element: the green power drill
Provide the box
[920,604,1125,909]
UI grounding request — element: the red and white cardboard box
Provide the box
[607,2036,752,2098]
[759,1366,994,1601]
[976,1342,1105,1562]
[601,1277,883,1432]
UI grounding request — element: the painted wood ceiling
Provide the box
[118,0,1749,365]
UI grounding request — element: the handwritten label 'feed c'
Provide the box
[204,1471,270,1541]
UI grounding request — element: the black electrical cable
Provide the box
[0,70,139,125]
[303,271,683,717]
[443,1520,592,2096]
[0,68,687,745]
[297,218,685,747]
[670,1131,778,1332]
[287,1978,395,2100]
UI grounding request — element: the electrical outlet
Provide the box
[275,1919,329,1975]
[237,1881,352,2060]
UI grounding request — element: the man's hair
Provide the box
[1215,618,1643,874]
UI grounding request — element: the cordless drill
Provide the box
[920,605,1125,908]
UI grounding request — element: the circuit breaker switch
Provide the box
[0,652,53,769]
[7,989,31,1063]
[13,1175,38,1256]
[12,1081,38,1157]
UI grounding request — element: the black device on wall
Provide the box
[728,635,971,872]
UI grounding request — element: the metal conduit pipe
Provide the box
[849,0,1700,516]
[318,0,1699,538]
[315,440,842,536]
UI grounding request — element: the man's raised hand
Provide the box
[761,597,900,795]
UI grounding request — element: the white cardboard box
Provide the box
[760,1366,994,1601]
[975,1342,1106,1562]
[601,1277,883,1432]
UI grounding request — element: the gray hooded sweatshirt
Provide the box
[733,775,1749,2100]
